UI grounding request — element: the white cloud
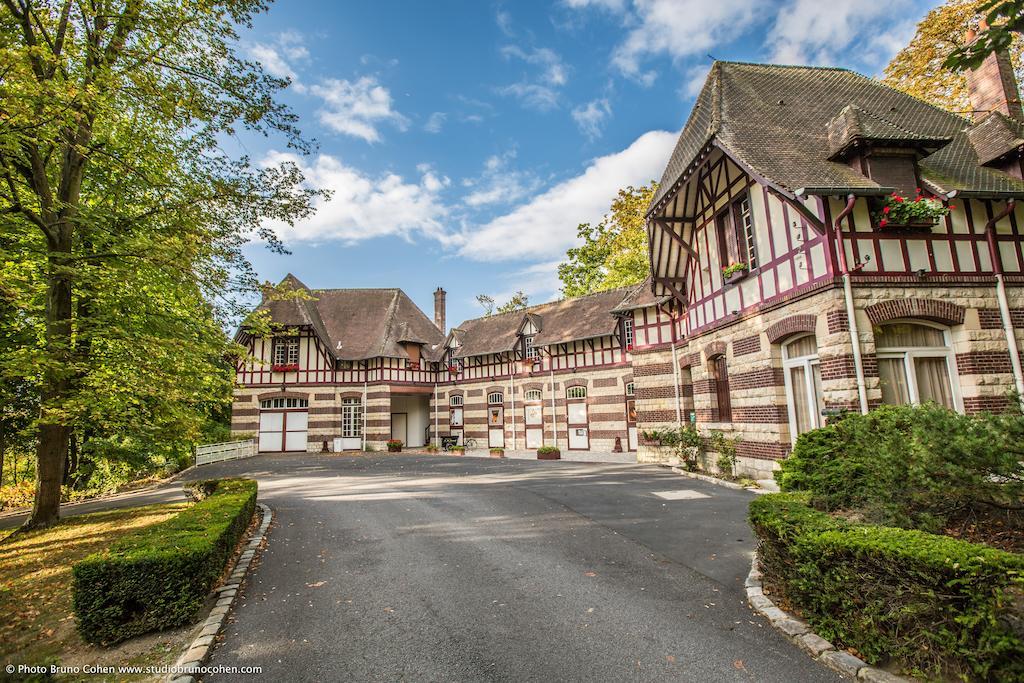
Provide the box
[498,44,569,110]
[681,64,711,98]
[247,30,310,89]
[571,98,612,139]
[496,10,515,37]
[309,77,409,142]
[462,150,541,207]
[500,45,569,86]
[424,112,446,133]
[260,151,450,244]
[454,130,676,262]
[562,0,627,10]
[496,82,561,111]
[769,0,915,66]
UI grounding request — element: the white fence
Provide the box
[196,439,257,466]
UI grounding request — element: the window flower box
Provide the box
[447,364,459,375]
[271,363,299,372]
[872,191,950,233]
[721,262,749,284]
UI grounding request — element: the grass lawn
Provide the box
[0,503,195,680]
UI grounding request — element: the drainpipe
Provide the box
[509,366,517,451]
[548,352,558,448]
[362,365,368,451]
[670,339,682,429]
[433,381,439,447]
[985,200,1024,402]
[835,194,869,414]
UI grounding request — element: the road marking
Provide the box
[652,489,710,500]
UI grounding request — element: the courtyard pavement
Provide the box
[3,453,838,681]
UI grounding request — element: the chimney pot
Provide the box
[433,287,447,335]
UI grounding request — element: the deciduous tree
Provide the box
[557,183,656,297]
[0,0,318,528]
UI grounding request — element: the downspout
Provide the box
[985,200,1024,401]
[509,364,517,451]
[362,362,368,451]
[548,351,558,448]
[667,308,682,428]
[835,194,869,414]
[433,380,439,447]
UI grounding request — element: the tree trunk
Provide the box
[0,435,5,487]
[23,248,74,530]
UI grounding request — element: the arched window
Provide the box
[783,335,823,438]
[260,397,308,409]
[488,392,504,405]
[625,382,635,397]
[341,397,363,438]
[566,386,587,400]
[876,322,959,410]
[524,389,542,401]
[449,395,464,407]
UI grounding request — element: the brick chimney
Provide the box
[433,287,446,335]
[965,21,1024,120]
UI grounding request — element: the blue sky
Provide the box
[239,0,939,327]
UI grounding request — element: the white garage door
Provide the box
[258,399,309,453]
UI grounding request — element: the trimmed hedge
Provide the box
[750,493,1024,681]
[72,478,257,645]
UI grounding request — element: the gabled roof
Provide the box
[610,277,670,313]
[825,104,952,160]
[966,111,1024,166]
[248,275,445,362]
[649,61,1024,211]
[451,284,645,359]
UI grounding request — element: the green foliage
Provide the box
[873,191,951,228]
[558,183,657,297]
[536,446,561,455]
[945,0,1024,72]
[721,262,749,278]
[708,431,737,476]
[776,404,1024,533]
[496,291,529,314]
[750,493,1024,680]
[883,0,1024,112]
[72,478,257,645]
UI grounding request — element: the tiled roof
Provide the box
[451,284,644,359]
[251,275,445,362]
[649,61,1024,211]
[610,277,669,312]
[966,111,1024,166]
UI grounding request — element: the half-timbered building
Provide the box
[642,53,1024,477]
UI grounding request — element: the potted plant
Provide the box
[271,363,299,372]
[386,439,403,453]
[640,429,663,446]
[536,445,561,460]
[425,444,439,454]
[721,262,749,284]
[489,447,505,458]
[447,364,459,375]
[451,445,466,456]
[872,190,951,232]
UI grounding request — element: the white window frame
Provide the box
[524,389,542,401]
[449,395,464,407]
[260,397,308,409]
[734,193,758,270]
[625,382,635,397]
[341,398,363,438]
[566,386,587,400]
[488,392,503,405]
[782,335,822,442]
[524,335,537,359]
[272,337,300,366]
[622,316,634,348]
[875,321,963,412]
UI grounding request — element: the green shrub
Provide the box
[750,493,1024,680]
[776,404,1024,533]
[536,446,561,455]
[72,478,257,645]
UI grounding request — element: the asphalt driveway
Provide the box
[189,453,837,682]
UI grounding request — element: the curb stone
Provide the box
[745,553,915,681]
[166,502,273,683]
[668,466,768,494]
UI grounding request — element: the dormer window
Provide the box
[272,337,299,371]
[524,335,537,359]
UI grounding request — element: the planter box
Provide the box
[874,220,938,233]
[387,445,402,453]
[537,449,561,460]
[271,364,299,372]
[489,450,505,458]
[723,269,748,284]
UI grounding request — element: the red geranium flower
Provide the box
[883,206,890,214]
[879,219,888,227]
